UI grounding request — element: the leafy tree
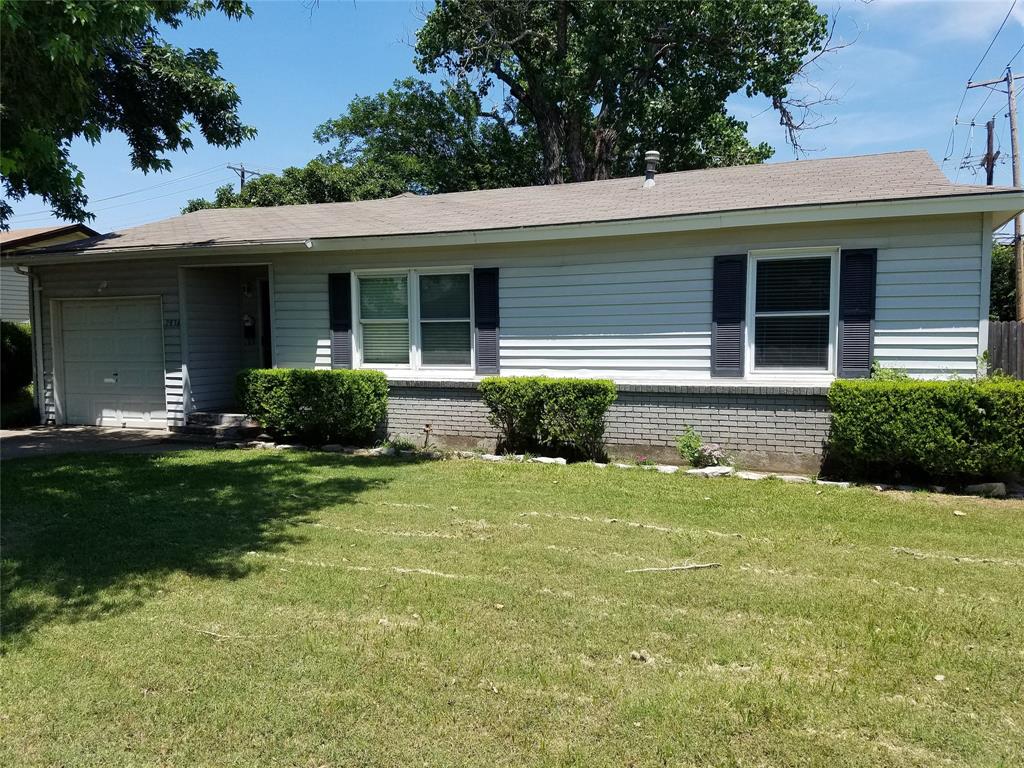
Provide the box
[1,0,256,228]
[182,159,407,213]
[314,78,542,193]
[990,243,1017,321]
[415,0,831,183]
[184,78,543,212]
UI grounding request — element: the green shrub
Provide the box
[676,427,702,465]
[825,379,1024,483]
[237,369,388,445]
[477,376,545,452]
[1,321,32,399]
[0,385,37,428]
[676,426,728,468]
[869,360,910,381]
[479,376,617,461]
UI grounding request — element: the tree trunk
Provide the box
[564,112,588,182]
[533,107,564,185]
[592,127,617,180]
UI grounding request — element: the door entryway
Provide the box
[56,297,167,428]
[181,265,271,414]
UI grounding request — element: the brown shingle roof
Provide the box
[24,151,1021,255]
[0,223,99,248]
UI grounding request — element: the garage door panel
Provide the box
[63,363,165,393]
[60,298,166,429]
[61,330,164,363]
[66,399,120,427]
[62,300,162,330]
[119,398,167,427]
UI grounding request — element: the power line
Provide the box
[227,163,263,190]
[968,0,1017,83]
[12,175,233,229]
[969,66,1022,319]
[83,177,234,214]
[945,0,1019,164]
[1006,39,1024,68]
[12,165,225,219]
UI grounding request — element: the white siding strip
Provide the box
[0,267,31,322]
[873,240,982,374]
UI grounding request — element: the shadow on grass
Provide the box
[1,451,390,650]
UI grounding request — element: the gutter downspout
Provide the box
[13,265,45,423]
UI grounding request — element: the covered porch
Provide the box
[181,264,272,416]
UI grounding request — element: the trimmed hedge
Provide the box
[478,376,617,461]
[237,369,388,445]
[825,379,1024,483]
[1,321,32,400]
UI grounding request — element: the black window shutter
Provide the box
[328,273,352,369]
[838,249,877,378]
[473,267,500,375]
[711,254,747,377]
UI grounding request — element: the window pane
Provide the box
[421,322,471,366]
[420,274,470,319]
[362,323,409,364]
[755,316,829,368]
[756,258,830,312]
[360,276,408,320]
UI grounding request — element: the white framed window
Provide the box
[419,273,472,366]
[358,274,410,365]
[746,248,840,375]
[354,269,473,371]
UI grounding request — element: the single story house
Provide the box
[7,150,1023,470]
[0,223,99,323]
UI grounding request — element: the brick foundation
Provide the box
[387,380,830,473]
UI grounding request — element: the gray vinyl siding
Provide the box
[874,239,983,378]
[0,266,31,322]
[27,213,990,431]
[272,268,331,369]
[499,258,713,378]
[33,259,184,427]
[181,268,243,411]
[267,214,987,382]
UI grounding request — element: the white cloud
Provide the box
[864,0,1024,44]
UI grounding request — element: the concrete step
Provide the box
[187,411,259,429]
[170,423,264,441]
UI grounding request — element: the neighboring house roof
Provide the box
[0,223,100,251]
[10,151,1024,258]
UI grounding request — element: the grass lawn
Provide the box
[2,450,1023,767]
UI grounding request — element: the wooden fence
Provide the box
[988,320,1024,378]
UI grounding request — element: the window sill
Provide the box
[363,367,479,382]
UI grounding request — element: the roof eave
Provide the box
[0,222,101,251]
[8,190,1024,266]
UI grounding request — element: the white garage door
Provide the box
[59,298,166,428]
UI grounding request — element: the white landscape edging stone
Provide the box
[734,470,771,481]
[223,440,860,491]
[685,465,735,477]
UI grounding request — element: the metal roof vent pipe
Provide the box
[643,150,660,188]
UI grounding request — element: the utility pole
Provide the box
[968,68,1024,320]
[981,119,1000,185]
[227,163,262,191]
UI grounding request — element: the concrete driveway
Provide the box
[1,426,200,460]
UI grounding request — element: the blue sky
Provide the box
[7,0,1024,234]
